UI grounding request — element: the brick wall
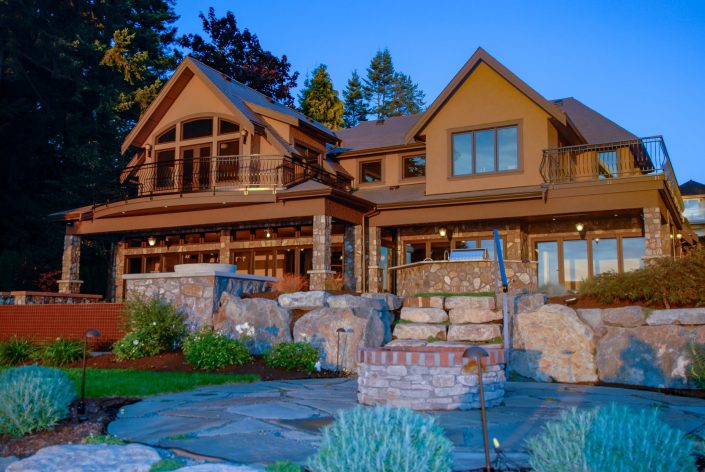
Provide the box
[0,304,124,350]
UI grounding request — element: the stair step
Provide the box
[444,296,496,311]
[400,307,448,323]
[448,307,502,324]
[393,323,447,341]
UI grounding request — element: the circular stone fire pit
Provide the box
[357,345,506,410]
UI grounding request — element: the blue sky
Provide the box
[174,1,705,184]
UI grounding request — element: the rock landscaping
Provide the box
[511,301,705,388]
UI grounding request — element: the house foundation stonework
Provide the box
[357,346,506,410]
[58,235,82,294]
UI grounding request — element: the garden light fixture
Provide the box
[79,328,101,416]
[463,346,491,472]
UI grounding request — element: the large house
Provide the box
[54,48,691,300]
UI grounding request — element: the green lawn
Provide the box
[59,368,259,398]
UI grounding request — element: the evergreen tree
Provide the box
[388,73,425,116]
[298,65,344,130]
[179,8,299,107]
[363,48,395,119]
[343,70,368,127]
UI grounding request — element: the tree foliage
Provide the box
[362,48,424,120]
[0,0,179,291]
[179,8,299,107]
[298,65,344,130]
[342,70,368,127]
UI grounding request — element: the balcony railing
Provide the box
[540,136,683,212]
[110,154,349,203]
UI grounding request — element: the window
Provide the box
[563,239,588,290]
[294,142,321,162]
[217,140,240,182]
[453,238,505,259]
[536,241,559,288]
[402,155,426,179]
[360,160,382,183]
[219,119,240,135]
[157,127,176,144]
[451,125,518,176]
[155,149,175,188]
[405,243,426,264]
[622,237,645,272]
[592,238,618,275]
[182,118,213,140]
[598,151,618,178]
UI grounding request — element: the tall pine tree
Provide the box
[362,48,424,119]
[343,71,368,127]
[298,65,344,130]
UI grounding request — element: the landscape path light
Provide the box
[463,346,491,472]
[79,328,101,416]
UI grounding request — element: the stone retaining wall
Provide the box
[0,291,102,305]
[357,346,506,410]
[392,260,537,297]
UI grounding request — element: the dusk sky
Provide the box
[174,1,705,184]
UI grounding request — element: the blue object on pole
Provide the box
[493,228,508,291]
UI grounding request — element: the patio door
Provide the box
[181,145,211,191]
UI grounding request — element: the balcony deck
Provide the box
[540,136,683,212]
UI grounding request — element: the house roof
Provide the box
[334,114,421,154]
[121,57,337,154]
[551,97,637,144]
[680,179,705,196]
[404,47,572,143]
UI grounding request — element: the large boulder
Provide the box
[293,307,384,371]
[6,444,161,472]
[511,304,598,383]
[328,294,393,343]
[596,325,705,388]
[214,293,291,354]
[362,292,403,310]
[514,293,547,314]
[278,291,328,310]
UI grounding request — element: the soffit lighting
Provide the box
[438,226,448,237]
[575,223,585,232]
[265,229,272,238]
[147,236,157,247]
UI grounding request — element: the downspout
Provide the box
[360,207,380,293]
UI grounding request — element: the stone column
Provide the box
[367,226,384,293]
[308,215,334,290]
[113,240,126,302]
[643,207,668,261]
[58,234,82,293]
[343,225,357,291]
[220,230,232,264]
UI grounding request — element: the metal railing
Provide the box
[540,136,683,212]
[109,154,349,203]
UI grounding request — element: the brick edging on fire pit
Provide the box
[357,346,506,411]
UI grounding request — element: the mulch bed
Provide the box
[65,351,343,381]
[0,397,136,458]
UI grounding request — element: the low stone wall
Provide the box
[124,267,274,327]
[357,346,506,410]
[511,303,705,389]
[392,260,537,297]
[0,291,102,305]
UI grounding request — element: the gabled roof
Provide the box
[552,97,637,144]
[334,114,420,154]
[405,47,573,143]
[121,57,337,154]
[680,179,705,196]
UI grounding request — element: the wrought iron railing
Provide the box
[107,154,349,203]
[540,136,683,212]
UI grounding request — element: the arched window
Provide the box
[182,118,213,140]
[156,127,176,143]
[219,119,240,135]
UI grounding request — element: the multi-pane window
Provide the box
[402,155,426,179]
[182,118,213,140]
[157,127,176,144]
[219,119,240,135]
[452,125,518,175]
[360,160,383,183]
[598,151,618,178]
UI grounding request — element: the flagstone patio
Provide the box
[108,378,705,471]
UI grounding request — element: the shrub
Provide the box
[112,330,162,361]
[526,404,696,472]
[0,337,37,366]
[579,248,705,307]
[308,406,453,472]
[264,341,320,373]
[122,295,186,350]
[270,273,308,293]
[182,327,251,370]
[39,338,83,366]
[687,342,705,389]
[266,461,302,472]
[0,366,76,437]
[324,275,345,291]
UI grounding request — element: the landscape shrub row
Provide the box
[0,337,83,367]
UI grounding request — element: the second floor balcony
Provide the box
[117,154,350,201]
[540,136,683,212]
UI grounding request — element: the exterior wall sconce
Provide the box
[241,129,248,145]
[265,229,272,238]
[147,236,157,247]
[575,223,584,232]
[438,226,448,238]
[676,232,683,239]
[670,234,674,239]
[145,143,152,158]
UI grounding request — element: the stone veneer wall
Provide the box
[393,260,537,297]
[124,272,273,328]
[8,291,102,305]
[357,346,506,410]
